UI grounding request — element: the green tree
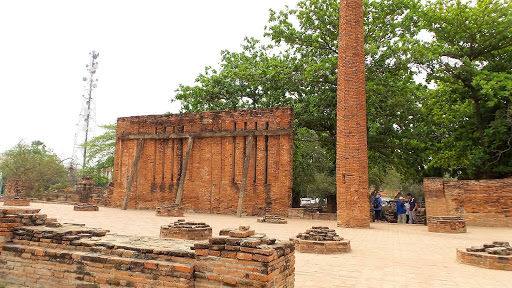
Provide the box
[173,0,427,191]
[0,141,69,198]
[418,0,512,179]
[82,124,116,186]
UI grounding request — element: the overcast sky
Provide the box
[0,0,298,163]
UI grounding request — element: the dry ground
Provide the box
[4,203,512,288]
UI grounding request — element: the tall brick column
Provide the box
[336,0,370,227]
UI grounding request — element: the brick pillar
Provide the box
[336,0,370,228]
[423,178,448,216]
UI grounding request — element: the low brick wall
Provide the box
[156,204,185,217]
[457,241,512,271]
[257,215,287,224]
[424,177,512,227]
[427,216,467,233]
[73,203,99,211]
[160,220,212,240]
[3,199,30,206]
[287,208,336,221]
[0,208,295,288]
[194,226,295,287]
[291,227,350,254]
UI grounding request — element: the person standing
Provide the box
[396,197,407,224]
[372,193,383,222]
[404,200,410,224]
[407,193,418,224]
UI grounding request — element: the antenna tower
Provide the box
[72,50,99,170]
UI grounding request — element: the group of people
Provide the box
[372,193,418,224]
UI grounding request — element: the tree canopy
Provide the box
[172,0,512,198]
[0,141,69,198]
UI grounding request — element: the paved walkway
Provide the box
[14,203,512,287]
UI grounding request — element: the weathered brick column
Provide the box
[336,0,370,227]
[424,178,448,216]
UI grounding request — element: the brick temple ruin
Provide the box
[424,177,512,227]
[2,178,30,206]
[111,107,293,217]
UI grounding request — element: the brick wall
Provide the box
[0,208,295,288]
[336,0,371,228]
[424,177,512,227]
[112,107,293,216]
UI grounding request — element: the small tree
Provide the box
[82,124,116,186]
[0,141,69,198]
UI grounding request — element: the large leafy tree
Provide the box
[0,141,69,198]
[173,0,426,193]
[418,0,512,179]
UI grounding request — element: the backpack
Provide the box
[373,197,379,209]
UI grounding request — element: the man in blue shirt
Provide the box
[396,197,407,224]
[373,193,383,222]
[407,193,418,224]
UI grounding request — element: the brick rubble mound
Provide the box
[457,241,512,271]
[257,214,288,224]
[73,203,99,211]
[0,209,296,287]
[160,219,212,240]
[291,226,350,254]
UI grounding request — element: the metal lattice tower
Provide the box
[72,50,99,170]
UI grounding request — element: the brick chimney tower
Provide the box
[336,0,370,227]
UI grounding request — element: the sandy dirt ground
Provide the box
[4,203,512,288]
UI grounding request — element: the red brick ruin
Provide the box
[424,177,512,227]
[457,241,512,271]
[112,107,293,217]
[336,0,371,227]
[0,208,295,287]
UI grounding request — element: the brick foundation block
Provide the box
[160,220,212,240]
[257,215,287,224]
[457,248,512,271]
[293,239,351,254]
[3,199,30,206]
[156,204,184,217]
[427,216,466,233]
[73,204,99,211]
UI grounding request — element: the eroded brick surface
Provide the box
[427,216,466,233]
[112,107,293,217]
[336,0,370,228]
[291,226,350,254]
[424,178,512,227]
[0,208,295,288]
[457,241,512,271]
[156,204,185,217]
[160,219,212,240]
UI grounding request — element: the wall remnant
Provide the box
[73,203,99,211]
[427,216,466,233]
[156,204,185,217]
[258,214,288,224]
[2,178,30,206]
[76,175,95,203]
[424,177,512,227]
[0,208,296,288]
[112,107,293,216]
